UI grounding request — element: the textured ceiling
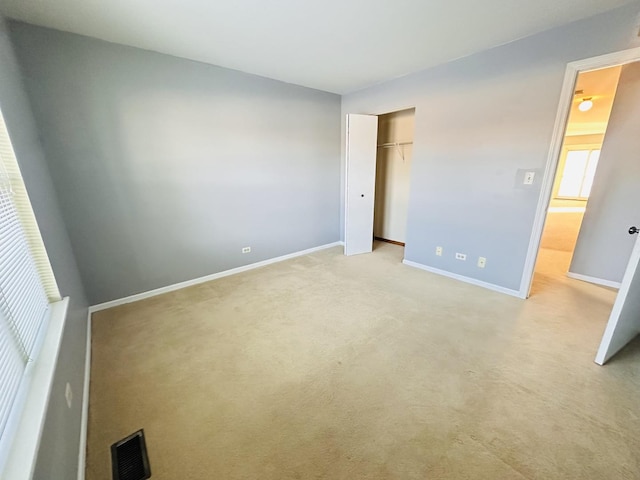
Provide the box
[0,0,635,93]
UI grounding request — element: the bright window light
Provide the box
[557,149,601,200]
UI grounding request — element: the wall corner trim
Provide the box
[89,241,345,313]
[76,311,91,480]
[402,259,524,298]
[566,271,621,289]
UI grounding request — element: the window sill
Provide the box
[1,297,69,480]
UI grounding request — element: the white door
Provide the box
[345,114,378,256]
[595,227,640,365]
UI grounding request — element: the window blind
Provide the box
[0,110,58,444]
[0,113,59,302]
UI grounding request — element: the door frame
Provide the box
[519,46,640,298]
[343,105,417,254]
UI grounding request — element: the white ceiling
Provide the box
[566,65,623,135]
[0,0,634,94]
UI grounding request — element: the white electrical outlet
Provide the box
[436,246,443,256]
[242,247,251,253]
[65,382,73,409]
[455,253,467,261]
[478,257,487,268]
[524,171,535,185]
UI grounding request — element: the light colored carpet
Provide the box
[539,211,584,253]
[87,242,640,480]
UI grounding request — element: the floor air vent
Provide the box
[111,429,151,480]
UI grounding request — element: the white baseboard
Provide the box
[80,241,344,476]
[567,272,621,289]
[77,311,91,480]
[402,259,523,298]
[89,241,344,312]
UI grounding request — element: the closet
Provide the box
[373,108,415,245]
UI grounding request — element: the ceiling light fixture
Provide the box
[578,97,593,112]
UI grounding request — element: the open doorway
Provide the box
[531,66,621,293]
[522,51,640,364]
[373,108,415,249]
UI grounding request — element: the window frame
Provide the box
[553,143,602,201]
[0,109,67,480]
[0,299,68,480]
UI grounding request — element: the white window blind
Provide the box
[0,110,59,447]
[0,114,59,301]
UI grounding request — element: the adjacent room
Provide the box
[533,65,621,292]
[0,1,640,480]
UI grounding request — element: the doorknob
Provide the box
[630,226,639,235]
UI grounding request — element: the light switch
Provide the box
[524,171,535,185]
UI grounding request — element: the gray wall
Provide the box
[0,16,89,480]
[570,62,640,283]
[9,22,342,305]
[341,2,640,292]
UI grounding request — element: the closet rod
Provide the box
[377,141,413,148]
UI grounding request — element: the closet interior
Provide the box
[373,108,415,247]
